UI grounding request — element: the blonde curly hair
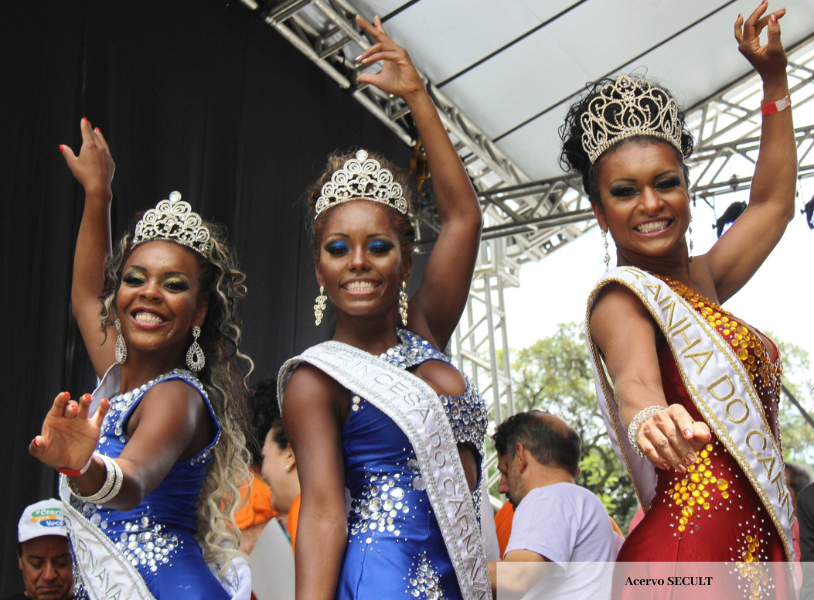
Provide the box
[99,220,253,569]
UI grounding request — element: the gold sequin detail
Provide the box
[654,275,782,391]
[666,444,730,530]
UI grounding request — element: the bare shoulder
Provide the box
[131,379,207,422]
[283,363,348,421]
[590,283,658,353]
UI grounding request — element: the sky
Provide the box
[503,175,814,387]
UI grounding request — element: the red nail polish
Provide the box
[32,438,39,448]
[684,428,692,438]
[770,14,777,23]
[83,117,92,126]
[94,127,100,133]
[58,144,65,153]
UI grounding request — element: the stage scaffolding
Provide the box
[242,0,814,497]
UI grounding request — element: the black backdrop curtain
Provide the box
[0,1,417,592]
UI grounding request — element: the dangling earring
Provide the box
[114,318,127,365]
[186,325,205,372]
[398,282,409,327]
[602,230,610,271]
[314,286,327,326]
[688,214,694,263]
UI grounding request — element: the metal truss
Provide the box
[243,0,814,497]
[238,0,593,492]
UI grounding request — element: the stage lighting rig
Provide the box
[714,201,747,238]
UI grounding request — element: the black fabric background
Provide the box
[0,1,418,592]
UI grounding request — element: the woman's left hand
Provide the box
[355,15,424,99]
[734,3,788,81]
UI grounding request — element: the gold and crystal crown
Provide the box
[580,75,684,164]
[314,150,407,219]
[132,191,211,256]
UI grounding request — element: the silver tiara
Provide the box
[315,150,407,219]
[580,75,683,164]
[132,191,211,256]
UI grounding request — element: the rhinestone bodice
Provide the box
[617,277,791,599]
[69,368,228,599]
[336,330,485,600]
[380,328,488,455]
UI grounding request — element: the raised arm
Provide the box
[703,4,795,303]
[61,119,117,377]
[356,16,482,350]
[281,365,349,600]
[30,380,212,511]
[590,286,710,472]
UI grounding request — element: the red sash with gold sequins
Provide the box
[586,266,794,575]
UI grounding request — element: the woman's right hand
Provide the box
[633,404,712,472]
[59,118,115,198]
[29,392,110,472]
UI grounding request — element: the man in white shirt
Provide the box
[488,410,622,599]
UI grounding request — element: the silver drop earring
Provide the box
[186,325,205,372]
[688,214,694,262]
[398,282,408,327]
[602,230,610,271]
[114,318,127,364]
[314,286,327,326]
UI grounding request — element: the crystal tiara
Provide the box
[314,150,407,219]
[580,74,684,164]
[132,191,211,256]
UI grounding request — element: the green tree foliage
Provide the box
[503,324,814,533]
[771,333,814,464]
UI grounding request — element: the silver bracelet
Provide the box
[68,453,119,504]
[627,406,667,458]
[97,456,124,504]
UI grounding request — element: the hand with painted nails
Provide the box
[735,2,788,81]
[355,15,424,100]
[633,404,712,472]
[29,392,110,472]
[59,118,115,200]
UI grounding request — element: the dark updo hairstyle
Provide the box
[98,215,252,568]
[305,149,416,261]
[559,75,695,205]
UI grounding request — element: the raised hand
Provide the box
[59,118,115,198]
[734,3,788,81]
[29,392,110,472]
[355,15,424,99]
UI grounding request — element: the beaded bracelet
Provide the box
[627,406,666,458]
[67,454,122,504]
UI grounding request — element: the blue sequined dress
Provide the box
[336,329,487,600]
[69,369,230,600]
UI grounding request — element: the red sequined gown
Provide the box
[614,276,792,599]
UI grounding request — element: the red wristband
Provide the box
[761,94,791,115]
[56,453,94,477]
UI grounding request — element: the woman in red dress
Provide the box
[559,4,796,598]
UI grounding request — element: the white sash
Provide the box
[60,477,156,600]
[586,266,794,571]
[277,341,491,600]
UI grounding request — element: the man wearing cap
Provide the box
[7,499,73,600]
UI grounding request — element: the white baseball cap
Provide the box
[18,499,67,543]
